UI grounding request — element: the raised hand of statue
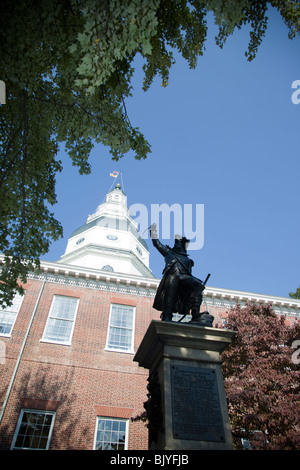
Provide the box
[150,223,158,239]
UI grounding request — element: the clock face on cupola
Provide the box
[58,184,154,278]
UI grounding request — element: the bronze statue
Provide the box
[150,223,213,326]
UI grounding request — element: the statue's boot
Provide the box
[160,297,174,322]
[160,310,173,322]
[190,296,202,323]
[190,304,214,327]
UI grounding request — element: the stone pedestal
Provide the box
[133,320,236,450]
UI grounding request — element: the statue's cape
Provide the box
[153,272,201,315]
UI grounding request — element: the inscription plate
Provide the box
[171,365,225,442]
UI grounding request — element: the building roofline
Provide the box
[37,259,159,290]
[1,254,299,309]
[204,285,300,309]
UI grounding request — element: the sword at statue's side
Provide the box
[203,273,211,286]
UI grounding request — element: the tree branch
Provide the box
[31,92,128,140]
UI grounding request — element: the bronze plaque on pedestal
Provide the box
[171,365,225,442]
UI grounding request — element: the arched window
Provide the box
[101,265,114,272]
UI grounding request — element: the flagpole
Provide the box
[120,171,125,193]
[99,171,121,207]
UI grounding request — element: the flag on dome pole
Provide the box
[110,171,119,178]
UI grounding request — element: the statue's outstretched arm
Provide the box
[149,223,168,256]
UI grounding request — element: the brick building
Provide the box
[0,184,299,450]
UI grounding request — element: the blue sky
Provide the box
[45,7,300,299]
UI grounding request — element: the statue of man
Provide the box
[150,223,211,324]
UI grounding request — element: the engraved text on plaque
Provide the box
[171,365,225,442]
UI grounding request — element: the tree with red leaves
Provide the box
[220,302,300,450]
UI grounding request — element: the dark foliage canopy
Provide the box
[1,1,299,306]
[221,302,300,449]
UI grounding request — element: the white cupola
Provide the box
[58,184,154,278]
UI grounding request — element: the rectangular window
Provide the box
[11,409,55,450]
[42,295,79,345]
[106,304,135,352]
[0,293,24,336]
[94,417,128,450]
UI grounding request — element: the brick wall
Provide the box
[0,278,158,449]
[0,275,298,450]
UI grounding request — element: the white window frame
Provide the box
[0,292,24,337]
[105,303,135,353]
[93,417,129,450]
[11,409,56,450]
[41,295,79,345]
